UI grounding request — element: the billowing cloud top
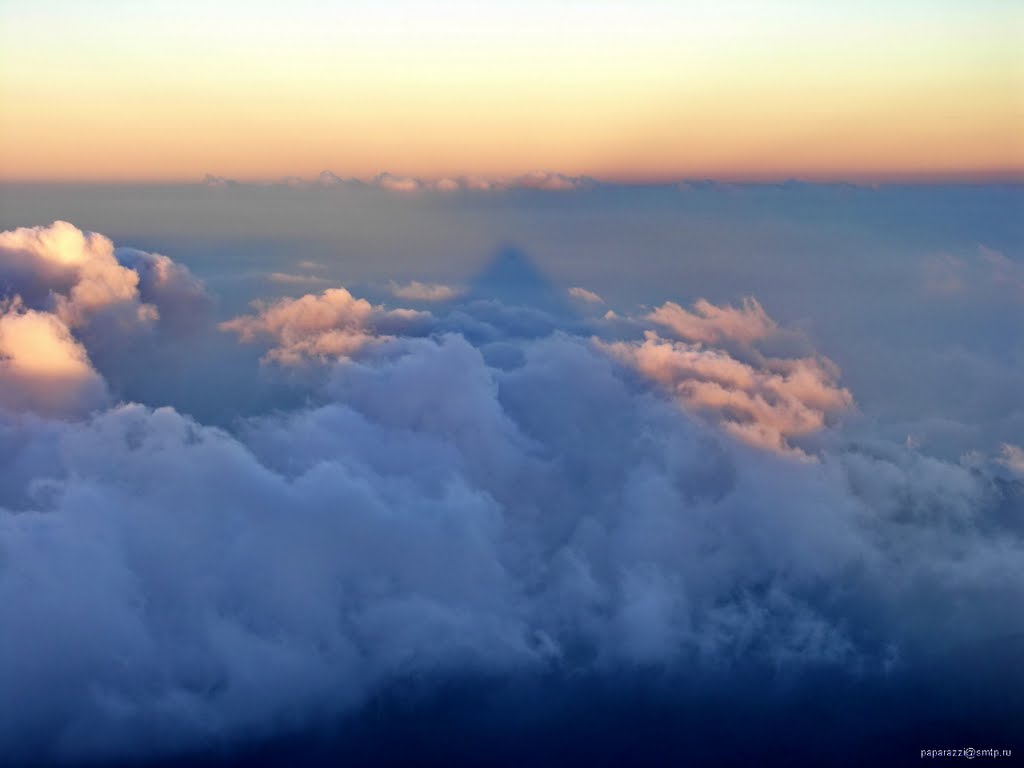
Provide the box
[0,222,209,418]
[0,220,149,328]
[220,287,431,365]
[0,221,1021,765]
[599,329,852,458]
[0,298,109,417]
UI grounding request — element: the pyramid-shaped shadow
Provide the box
[465,245,572,317]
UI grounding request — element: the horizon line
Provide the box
[2,168,1023,188]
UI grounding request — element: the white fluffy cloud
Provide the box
[0,222,210,417]
[0,221,209,337]
[220,288,432,365]
[0,299,108,417]
[0,220,151,328]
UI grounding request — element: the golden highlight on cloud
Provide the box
[0,220,151,328]
[0,298,108,417]
[220,287,431,365]
[222,276,852,459]
[0,221,209,417]
[647,297,776,346]
[600,297,853,457]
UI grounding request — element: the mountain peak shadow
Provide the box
[466,246,570,316]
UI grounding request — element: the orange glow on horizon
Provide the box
[1,1,1021,183]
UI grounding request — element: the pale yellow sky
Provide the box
[1,0,1021,182]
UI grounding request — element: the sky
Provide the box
[1,0,1022,182]
[1,2,1023,766]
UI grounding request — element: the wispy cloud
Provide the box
[568,286,604,304]
[267,272,331,286]
[390,281,463,302]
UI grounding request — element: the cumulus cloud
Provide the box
[597,297,852,457]
[0,299,108,417]
[599,331,852,457]
[0,222,210,338]
[222,276,849,457]
[371,172,421,193]
[998,443,1024,474]
[114,248,212,335]
[0,222,210,417]
[567,286,604,304]
[0,220,151,329]
[0,327,1020,764]
[647,297,776,346]
[1,222,1021,764]
[389,281,463,302]
[220,287,432,365]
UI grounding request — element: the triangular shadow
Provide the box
[465,245,571,317]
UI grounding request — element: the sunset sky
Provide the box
[1,0,1021,182]
[1,3,1023,765]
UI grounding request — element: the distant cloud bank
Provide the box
[202,170,597,193]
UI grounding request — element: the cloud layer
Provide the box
[202,170,596,194]
[0,222,1021,765]
[221,288,431,365]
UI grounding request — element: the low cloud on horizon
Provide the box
[201,169,599,194]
